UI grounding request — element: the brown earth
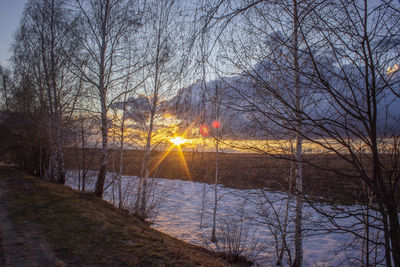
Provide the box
[64,148,367,205]
[0,165,232,266]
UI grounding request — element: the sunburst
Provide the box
[169,136,187,146]
[148,112,205,180]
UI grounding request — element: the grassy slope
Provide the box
[0,166,229,266]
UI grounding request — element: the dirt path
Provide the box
[0,165,62,266]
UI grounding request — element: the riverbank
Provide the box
[0,164,230,266]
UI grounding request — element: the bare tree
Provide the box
[131,0,190,220]
[197,1,322,265]
[296,1,400,265]
[12,0,82,183]
[211,83,221,243]
[109,72,132,208]
[71,115,98,191]
[72,0,142,198]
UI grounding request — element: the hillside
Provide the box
[0,164,229,266]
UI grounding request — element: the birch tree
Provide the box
[12,0,81,183]
[198,1,320,265]
[297,1,400,265]
[130,0,190,220]
[72,0,142,198]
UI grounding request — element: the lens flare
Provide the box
[199,124,209,137]
[211,120,221,129]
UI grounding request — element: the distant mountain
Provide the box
[171,60,400,139]
[170,75,271,139]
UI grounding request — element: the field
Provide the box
[65,148,366,205]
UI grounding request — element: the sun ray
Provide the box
[177,146,192,180]
[148,110,206,179]
[149,143,175,176]
[150,110,204,176]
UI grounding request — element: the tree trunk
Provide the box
[387,204,400,267]
[278,156,294,265]
[292,1,303,265]
[94,6,109,198]
[118,135,124,209]
[137,122,153,219]
[293,129,303,267]
[81,118,87,192]
[211,131,219,243]
[95,124,108,198]
[211,83,220,243]
[95,104,108,197]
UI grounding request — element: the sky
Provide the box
[0,0,27,66]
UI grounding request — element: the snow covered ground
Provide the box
[66,170,386,266]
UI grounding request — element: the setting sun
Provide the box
[169,136,187,146]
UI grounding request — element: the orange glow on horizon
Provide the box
[148,112,206,180]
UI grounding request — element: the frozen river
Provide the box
[66,171,386,266]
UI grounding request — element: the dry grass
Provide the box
[1,166,230,266]
[65,149,363,205]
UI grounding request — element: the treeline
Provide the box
[0,0,191,194]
